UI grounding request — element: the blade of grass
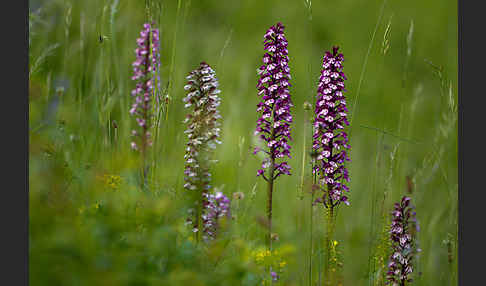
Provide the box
[349,0,388,129]
[166,0,183,121]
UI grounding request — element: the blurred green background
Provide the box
[29,0,457,285]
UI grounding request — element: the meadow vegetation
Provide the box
[29,0,457,285]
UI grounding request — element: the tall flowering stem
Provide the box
[254,22,293,250]
[130,23,160,181]
[312,46,350,284]
[386,196,420,286]
[183,62,222,243]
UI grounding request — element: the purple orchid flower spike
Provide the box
[202,191,231,241]
[130,23,160,155]
[386,196,420,285]
[255,22,293,180]
[312,46,351,209]
[182,62,223,242]
[254,22,293,250]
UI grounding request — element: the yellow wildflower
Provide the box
[252,248,271,264]
[103,174,122,191]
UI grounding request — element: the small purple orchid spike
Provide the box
[386,196,420,285]
[202,191,231,241]
[130,23,160,153]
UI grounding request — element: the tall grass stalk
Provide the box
[181,0,192,39]
[366,132,384,286]
[64,1,72,69]
[370,143,398,286]
[324,207,338,286]
[306,113,316,285]
[372,17,393,284]
[150,31,165,188]
[302,2,315,283]
[367,15,392,285]
[217,28,233,72]
[297,105,309,243]
[417,63,457,284]
[309,171,315,286]
[96,4,110,151]
[349,0,387,129]
[266,157,276,251]
[394,18,414,210]
[298,105,313,285]
[108,0,120,155]
[166,0,183,121]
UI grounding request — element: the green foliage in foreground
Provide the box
[29,0,457,285]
